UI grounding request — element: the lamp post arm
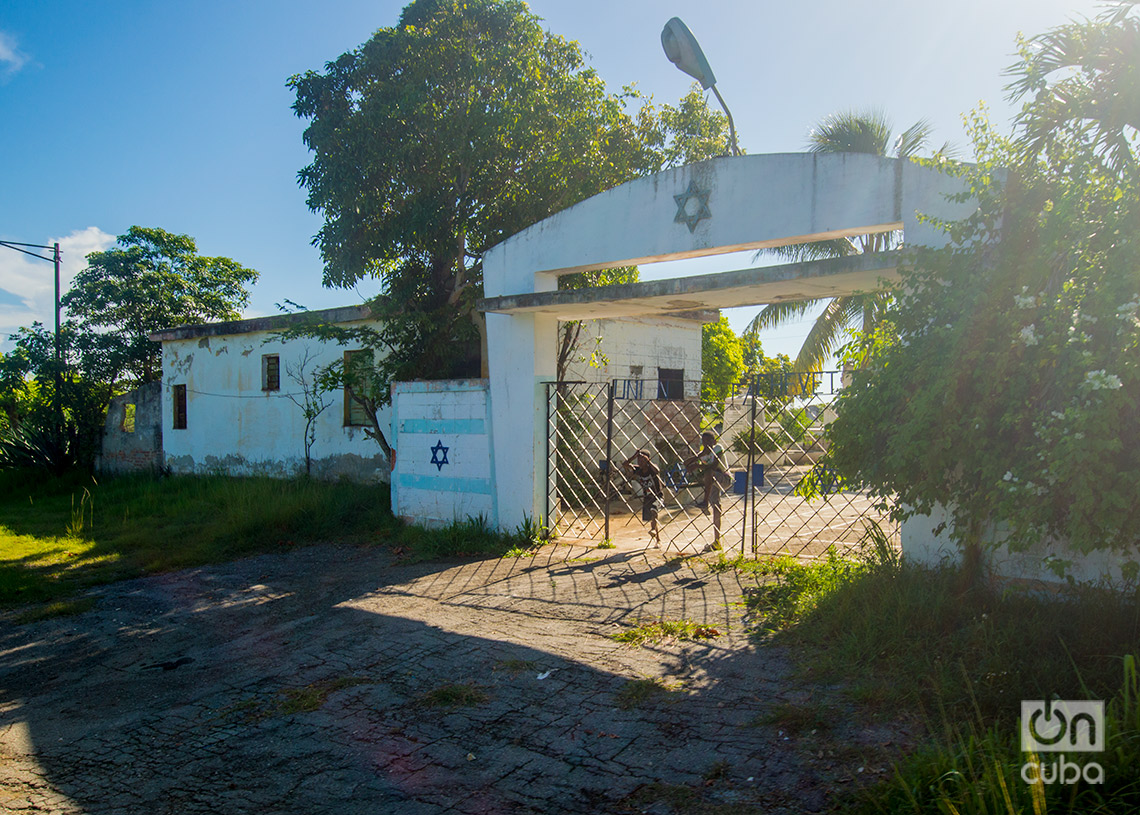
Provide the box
[710,85,741,157]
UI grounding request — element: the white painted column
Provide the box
[485,311,557,530]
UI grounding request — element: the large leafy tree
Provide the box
[829,3,1140,570]
[289,0,664,385]
[0,226,257,471]
[747,109,941,373]
[287,0,729,459]
[63,226,258,386]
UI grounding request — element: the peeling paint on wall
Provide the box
[159,319,393,484]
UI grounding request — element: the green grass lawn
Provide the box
[0,469,400,610]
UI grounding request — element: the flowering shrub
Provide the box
[828,108,1140,565]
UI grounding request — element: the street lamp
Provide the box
[0,239,64,441]
[660,17,741,157]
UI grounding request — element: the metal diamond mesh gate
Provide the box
[544,373,896,558]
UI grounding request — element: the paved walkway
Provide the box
[0,543,884,814]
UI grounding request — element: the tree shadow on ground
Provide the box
[0,543,889,814]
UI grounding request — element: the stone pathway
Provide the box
[0,543,878,813]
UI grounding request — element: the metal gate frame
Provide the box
[545,373,896,558]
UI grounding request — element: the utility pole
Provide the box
[0,239,65,445]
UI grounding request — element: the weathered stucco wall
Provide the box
[159,319,391,482]
[391,380,495,527]
[902,504,1139,586]
[561,315,704,400]
[98,381,163,474]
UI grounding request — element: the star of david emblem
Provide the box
[430,439,450,471]
[673,180,712,233]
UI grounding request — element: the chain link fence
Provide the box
[545,373,895,558]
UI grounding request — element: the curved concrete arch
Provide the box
[481,153,977,530]
[483,152,974,298]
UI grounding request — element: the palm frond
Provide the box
[894,118,934,158]
[791,296,863,372]
[757,238,860,264]
[746,300,823,334]
[808,108,894,155]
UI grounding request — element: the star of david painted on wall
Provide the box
[673,180,712,233]
[430,439,450,471]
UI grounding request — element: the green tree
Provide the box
[0,322,114,470]
[828,6,1140,571]
[739,328,798,400]
[700,315,744,409]
[286,0,729,457]
[289,0,664,385]
[747,109,942,373]
[1007,0,1140,174]
[63,226,258,387]
[0,226,257,471]
[659,85,732,166]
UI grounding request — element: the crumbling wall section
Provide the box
[98,381,163,474]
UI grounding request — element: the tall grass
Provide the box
[0,471,540,609]
[735,527,1140,813]
[744,548,1140,725]
[855,656,1140,814]
[0,471,398,606]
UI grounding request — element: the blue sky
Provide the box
[0,0,1104,359]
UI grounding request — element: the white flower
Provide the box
[1083,370,1123,391]
[1014,288,1037,309]
[1018,325,1040,346]
[1002,471,1014,482]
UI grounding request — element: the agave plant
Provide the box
[0,424,77,473]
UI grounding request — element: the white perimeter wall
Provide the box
[161,321,391,481]
[391,380,496,528]
[903,504,1140,586]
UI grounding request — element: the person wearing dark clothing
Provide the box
[622,449,662,546]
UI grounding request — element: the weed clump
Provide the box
[611,619,721,646]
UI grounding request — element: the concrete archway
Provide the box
[480,153,977,529]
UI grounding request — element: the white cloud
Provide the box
[0,226,115,346]
[0,31,30,80]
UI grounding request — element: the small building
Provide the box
[559,312,711,397]
[147,305,708,486]
[149,305,393,482]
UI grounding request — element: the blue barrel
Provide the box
[733,465,765,494]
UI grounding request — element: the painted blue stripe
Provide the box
[396,473,493,495]
[400,418,485,435]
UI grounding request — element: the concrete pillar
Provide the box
[486,310,557,530]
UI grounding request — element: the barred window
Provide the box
[262,354,280,391]
[343,350,371,427]
[173,384,187,429]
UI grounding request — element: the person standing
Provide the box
[622,449,662,547]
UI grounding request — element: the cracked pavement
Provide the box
[0,542,856,813]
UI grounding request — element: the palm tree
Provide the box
[747,109,942,373]
[1006,1,1139,174]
